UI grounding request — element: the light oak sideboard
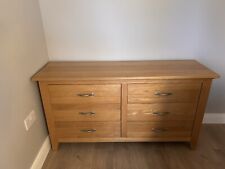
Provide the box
[32,60,219,150]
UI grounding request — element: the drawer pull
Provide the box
[77,92,95,97]
[146,112,170,116]
[79,112,96,116]
[154,92,173,96]
[80,129,96,133]
[151,128,167,133]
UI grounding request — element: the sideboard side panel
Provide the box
[39,82,59,150]
[191,79,212,149]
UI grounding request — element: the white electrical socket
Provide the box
[24,110,36,131]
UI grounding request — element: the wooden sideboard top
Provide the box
[32,60,219,81]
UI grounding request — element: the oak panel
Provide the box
[121,84,128,137]
[191,80,212,149]
[49,84,121,104]
[52,104,121,122]
[128,83,201,103]
[127,121,193,138]
[127,103,197,121]
[58,137,191,143]
[39,82,59,150]
[56,122,120,138]
[32,60,219,81]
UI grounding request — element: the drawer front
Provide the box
[49,84,121,104]
[128,83,201,103]
[127,103,196,121]
[127,121,193,138]
[55,122,120,138]
[52,104,120,122]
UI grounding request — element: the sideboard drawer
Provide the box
[127,103,196,121]
[56,122,121,138]
[49,84,121,104]
[128,83,201,103]
[127,121,193,138]
[52,104,121,122]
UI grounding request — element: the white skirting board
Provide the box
[30,113,225,169]
[203,113,225,124]
[30,136,51,169]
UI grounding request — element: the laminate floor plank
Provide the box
[42,124,225,169]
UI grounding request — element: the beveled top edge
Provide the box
[32,60,220,81]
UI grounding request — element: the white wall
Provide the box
[39,0,202,60]
[38,0,224,113]
[198,0,225,113]
[0,0,49,168]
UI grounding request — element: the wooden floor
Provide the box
[42,124,225,169]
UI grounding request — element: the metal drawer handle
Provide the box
[79,112,96,116]
[145,112,170,116]
[152,128,167,133]
[77,92,95,97]
[80,129,96,133]
[154,92,173,96]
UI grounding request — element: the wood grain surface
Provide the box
[128,82,201,103]
[32,60,219,81]
[127,103,197,121]
[52,104,121,122]
[49,84,121,104]
[33,61,219,151]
